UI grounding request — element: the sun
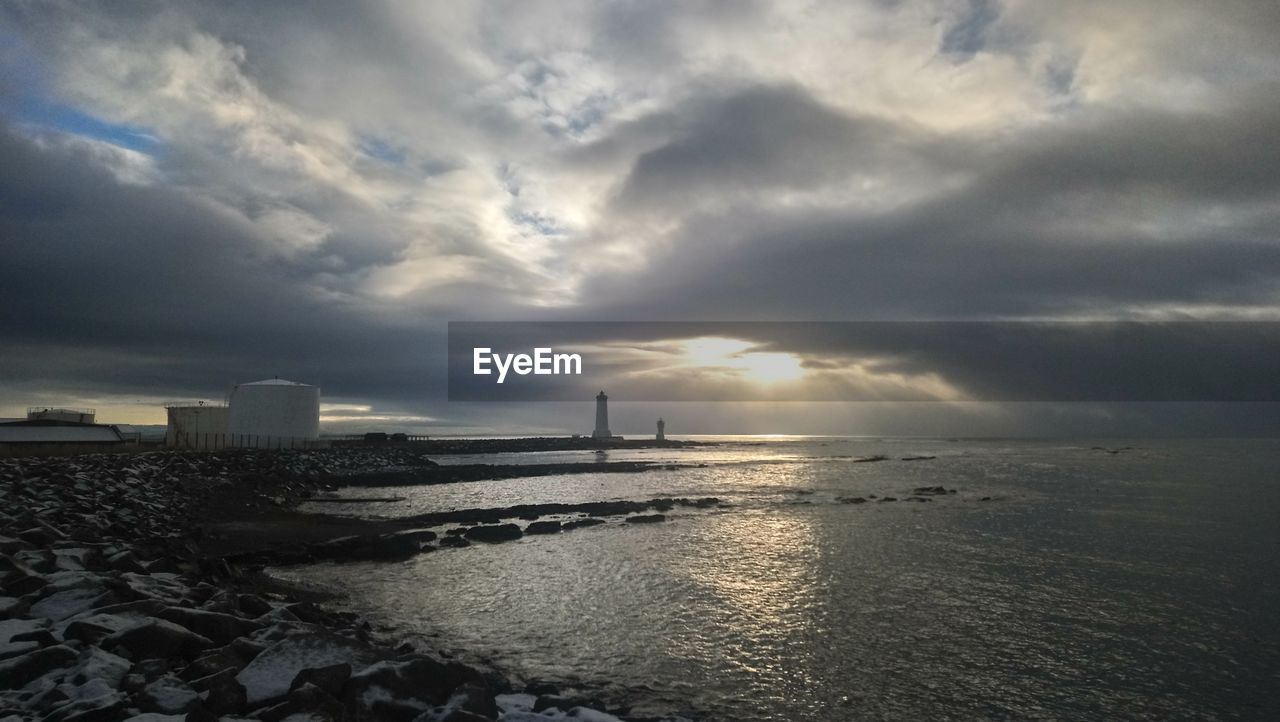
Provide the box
[679,337,806,383]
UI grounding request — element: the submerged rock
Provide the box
[463,524,524,543]
[911,485,950,495]
[624,514,666,524]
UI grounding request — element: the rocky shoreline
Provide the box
[1,450,696,721]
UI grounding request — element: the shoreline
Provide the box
[1,447,699,721]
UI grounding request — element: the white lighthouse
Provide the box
[592,390,613,439]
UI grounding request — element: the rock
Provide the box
[346,534,423,562]
[836,497,868,504]
[141,558,181,574]
[258,682,344,722]
[229,636,268,660]
[878,497,898,502]
[140,675,199,714]
[89,599,168,618]
[290,661,352,697]
[106,551,147,574]
[497,693,540,716]
[39,678,125,721]
[624,514,665,524]
[179,645,251,681]
[439,536,470,548]
[5,569,48,596]
[12,628,58,646]
[30,587,113,621]
[284,602,331,625]
[3,617,52,644]
[350,654,493,719]
[524,521,561,535]
[188,666,246,715]
[419,710,492,722]
[236,632,382,707]
[565,707,625,721]
[18,526,57,547]
[100,619,215,660]
[157,606,262,645]
[0,643,78,686]
[236,594,274,617]
[0,639,40,661]
[343,659,442,721]
[0,534,33,554]
[0,596,29,619]
[65,646,132,689]
[534,694,576,712]
[560,518,605,531]
[911,485,948,495]
[463,524,523,543]
[445,683,498,719]
[63,613,147,646]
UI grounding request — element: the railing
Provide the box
[27,406,96,416]
[163,401,227,408]
[168,432,327,451]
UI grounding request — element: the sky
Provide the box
[2,0,1279,436]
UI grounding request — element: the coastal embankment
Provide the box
[0,447,701,721]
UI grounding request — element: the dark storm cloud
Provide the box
[609,84,931,212]
[0,126,444,403]
[577,83,1280,319]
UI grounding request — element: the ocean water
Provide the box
[281,438,1280,720]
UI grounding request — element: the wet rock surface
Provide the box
[0,451,688,721]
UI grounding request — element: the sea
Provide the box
[278,437,1280,721]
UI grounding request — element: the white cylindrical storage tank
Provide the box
[227,379,320,447]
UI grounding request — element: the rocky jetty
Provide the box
[219,497,724,567]
[346,437,709,456]
[0,451,685,721]
[340,462,677,488]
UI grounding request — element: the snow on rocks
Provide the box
[236,632,381,707]
[1,452,685,721]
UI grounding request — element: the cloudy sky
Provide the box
[2,1,1279,435]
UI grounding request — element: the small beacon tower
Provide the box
[592,390,612,439]
[656,417,665,441]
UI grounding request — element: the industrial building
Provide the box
[0,408,136,457]
[164,378,321,449]
[26,407,96,424]
[164,401,229,449]
[226,378,320,448]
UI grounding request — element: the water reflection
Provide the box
[278,438,1280,721]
